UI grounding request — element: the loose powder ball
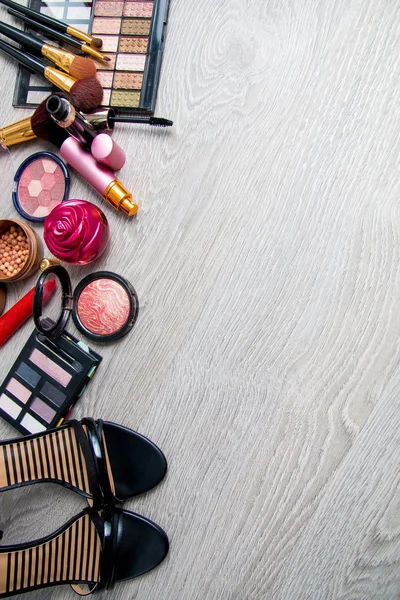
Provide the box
[0,225,29,278]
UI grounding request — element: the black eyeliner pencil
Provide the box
[7,8,109,62]
[0,0,102,48]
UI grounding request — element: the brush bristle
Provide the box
[91,37,103,49]
[31,96,69,146]
[70,77,103,113]
[69,56,97,80]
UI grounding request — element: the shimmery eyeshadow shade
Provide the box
[31,397,56,423]
[6,378,31,403]
[0,394,21,419]
[97,35,119,52]
[92,18,122,34]
[123,2,153,16]
[20,413,46,434]
[114,73,143,89]
[120,19,151,35]
[111,91,141,106]
[15,362,41,387]
[77,278,130,336]
[115,54,146,70]
[40,381,66,408]
[29,349,72,387]
[97,71,114,87]
[95,1,124,16]
[119,37,148,53]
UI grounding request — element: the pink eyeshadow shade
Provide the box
[92,18,122,34]
[95,2,123,16]
[29,349,72,387]
[17,158,66,218]
[123,2,153,15]
[31,397,56,423]
[77,278,130,336]
[6,378,31,403]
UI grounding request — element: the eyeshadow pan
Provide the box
[21,413,46,434]
[114,72,143,89]
[16,362,41,387]
[119,37,148,53]
[31,397,56,423]
[97,71,114,87]
[0,394,21,419]
[95,2,124,16]
[111,90,140,106]
[92,18,122,34]
[120,18,151,35]
[115,54,146,70]
[29,348,72,387]
[123,2,153,16]
[40,381,66,408]
[96,35,119,52]
[6,378,31,403]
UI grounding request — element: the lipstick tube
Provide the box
[0,279,56,346]
[59,137,137,216]
[47,95,126,171]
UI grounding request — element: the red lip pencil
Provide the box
[0,279,56,346]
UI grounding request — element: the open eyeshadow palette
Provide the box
[0,325,101,436]
[13,0,170,113]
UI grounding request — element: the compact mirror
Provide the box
[33,265,72,339]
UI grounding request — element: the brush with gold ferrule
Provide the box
[0,21,97,78]
[7,9,110,62]
[0,0,103,48]
[0,39,103,112]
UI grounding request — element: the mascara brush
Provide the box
[7,9,109,62]
[0,0,103,48]
[0,39,103,112]
[82,108,174,131]
[0,21,97,78]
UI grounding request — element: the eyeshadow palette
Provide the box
[13,0,170,114]
[93,0,169,112]
[0,324,101,436]
[13,0,93,107]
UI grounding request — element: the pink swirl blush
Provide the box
[77,279,130,336]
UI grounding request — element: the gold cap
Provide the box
[0,118,36,147]
[104,180,138,216]
[40,258,61,272]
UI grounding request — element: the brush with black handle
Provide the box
[0,38,103,112]
[0,21,97,78]
[7,8,109,62]
[0,0,102,48]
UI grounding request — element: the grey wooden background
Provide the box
[0,0,400,598]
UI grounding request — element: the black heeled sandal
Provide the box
[0,507,169,597]
[0,418,167,508]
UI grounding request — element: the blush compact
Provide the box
[12,152,70,222]
[72,272,139,342]
[35,265,139,343]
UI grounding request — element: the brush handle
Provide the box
[0,37,45,74]
[0,21,44,55]
[7,8,82,50]
[0,0,68,34]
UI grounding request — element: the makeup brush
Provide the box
[0,39,103,112]
[0,0,103,48]
[82,108,174,131]
[0,95,69,147]
[7,9,110,62]
[0,21,97,78]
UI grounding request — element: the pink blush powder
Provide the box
[17,157,66,219]
[77,278,130,336]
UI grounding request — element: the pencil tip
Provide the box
[103,56,112,62]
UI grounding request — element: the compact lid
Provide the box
[33,264,72,339]
[0,283,6,315]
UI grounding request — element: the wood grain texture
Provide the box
[0,0,400,598]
